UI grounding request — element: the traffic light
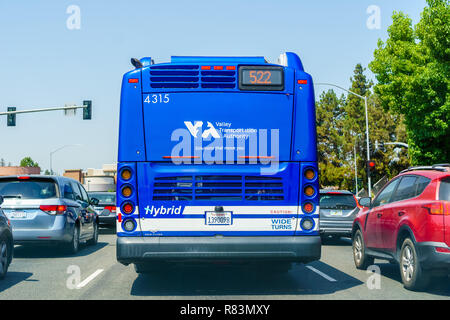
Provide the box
[83,100,92,120]
[7,107,16,126]
[366,160,376,176]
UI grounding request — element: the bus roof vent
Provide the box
[200,68,236,89]
[148,64,237,89]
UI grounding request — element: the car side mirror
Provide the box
[0,195,3,205]
[359,197,372,208]
[90,198,99,206]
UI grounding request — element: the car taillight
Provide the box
[422,202,446,215]
[435,247,450,253]
[40,205,67,215]
[104,206,116,213]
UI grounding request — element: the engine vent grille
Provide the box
[152,175,284,201]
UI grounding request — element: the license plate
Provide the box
[10,211,27,219]
[205,211,233,225]
[330,210,343,216]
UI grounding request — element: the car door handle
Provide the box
[398,211,406,217]
[377,213,383,218]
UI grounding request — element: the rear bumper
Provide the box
[117,236,321,265]
[416,242,450,271]
[319,219,353,236]
[98,216,116,225]
[12,221,73,243]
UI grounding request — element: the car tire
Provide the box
[399,238,430,291]
[0,234,11,280]
[87,221,98,246]
[353,229,374,270]
[66,225,80,254]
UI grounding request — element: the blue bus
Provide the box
[116,52,320,273]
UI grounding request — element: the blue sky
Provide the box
[0,0,427,174]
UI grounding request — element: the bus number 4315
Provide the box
[144,94,170,104]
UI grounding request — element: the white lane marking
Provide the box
[76,269,104,289]
[306,265,337,282]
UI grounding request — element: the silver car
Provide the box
[88,191,116,227]
[0,175,100,253]
[319,189,360,239]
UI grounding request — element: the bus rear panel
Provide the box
[116,52,321,266]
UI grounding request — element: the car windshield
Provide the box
[320,193,357,210]
[0,178,58,199]
[89,193,116,204]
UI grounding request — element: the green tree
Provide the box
[20,157,39,168]
[316,64,410,194]
[316,89,349,189]
[342,64,409,193]
[369,0,450,165]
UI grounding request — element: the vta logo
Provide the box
[184,121,220,139]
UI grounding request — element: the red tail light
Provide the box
[104,206,116,213]
[40,205,67,215]
[422,202,445,215]
[303,202,314,213]
[435,247,450,253]
[18,176,30,180]
[122,203,134,214]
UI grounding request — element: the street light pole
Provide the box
[49,144,82,175]
[315,82,372,197]
[363,96,372,197]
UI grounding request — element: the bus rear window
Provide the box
[0,178,58,199]
[439,177,450,201]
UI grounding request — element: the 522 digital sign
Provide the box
[239,66,284,91]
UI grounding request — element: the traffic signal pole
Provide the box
[0,104,88,116]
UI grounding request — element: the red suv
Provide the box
[352,164,450,290]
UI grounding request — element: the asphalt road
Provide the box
[0,228,449,300]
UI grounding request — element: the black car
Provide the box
[0,195,13,279]
[88,192,116,227]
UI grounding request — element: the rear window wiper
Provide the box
[3,195,22,199]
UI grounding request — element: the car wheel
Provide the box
[0,235,10,280]
[87,222,98,246]
[66,225,80,254]
[399,238,430,291]
[353,229,374,270]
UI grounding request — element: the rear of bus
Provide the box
[116,52,321,269]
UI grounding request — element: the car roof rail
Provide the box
[400,163,450,174]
